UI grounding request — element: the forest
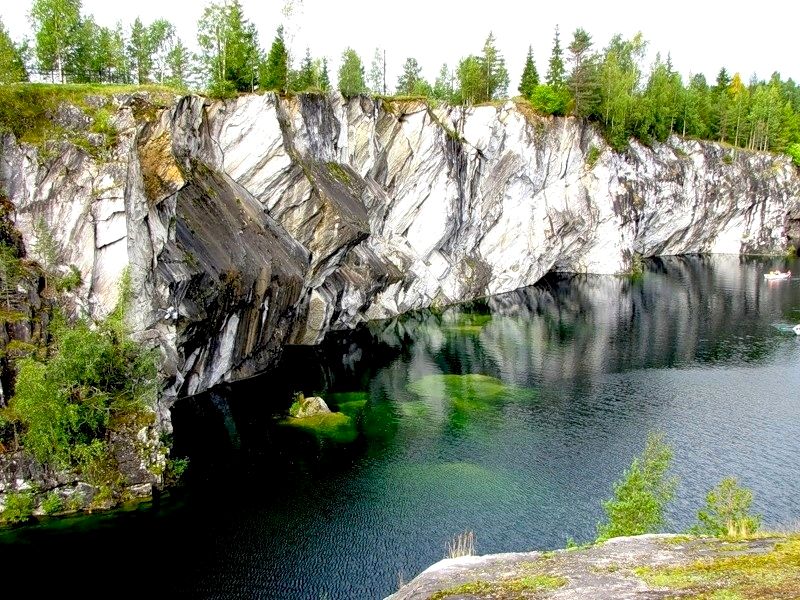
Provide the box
[0,0,799,158]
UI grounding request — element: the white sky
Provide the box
[2,0,798,89]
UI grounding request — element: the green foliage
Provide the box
[319,58,331,92]
[207,79,238,99]
[455,55,484,105]
[164,456,189,485]
[0,84,177,154]
[6,271,156,479]
[293,47,316,92]
[198,0,261,93]
[32,217,59,282]
[597,432,677,541]
[282,411,357,444]
[396,57,425,96]
[261,26,288,92]
[481,32,509,101]
[31,0,81,82]
[432,64,454,102]
[430,574,567,599]
[567,28,599,117]
[56,265,82,292]
[546,25,566,87]
[338,48,366,96]
[530,84,571,116]
[691,477,761,538]
[454,33,509,104]
[518,45,539,99]
[787,143,800,166]
[367,48,385,95]
[41,491,64,515]
[0,18,27,84]
[0,242,24,308]
[289,391,304,417]
[629,252,645,280]
[1,490,35,524]
[586,145,602,168]
[636,536,800,599]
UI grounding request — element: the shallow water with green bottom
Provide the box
[2,255,800,599]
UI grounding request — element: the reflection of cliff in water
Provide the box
[346,255,798,392]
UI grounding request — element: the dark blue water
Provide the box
[2,255,799,599]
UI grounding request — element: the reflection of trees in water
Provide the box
[477,256,794,387]
[309,255,795,399]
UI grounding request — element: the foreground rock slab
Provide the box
[387,534,798,599]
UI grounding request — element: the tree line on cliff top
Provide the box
[1,0,799,158]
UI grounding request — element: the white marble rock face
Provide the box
[2,93,799,406]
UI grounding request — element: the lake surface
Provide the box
[2,255,800,599]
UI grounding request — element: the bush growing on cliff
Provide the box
[596,432,677,541]
[788,143,800,167]
[5,272,157,479]
[691,477,760,538]
[1,490,35,524]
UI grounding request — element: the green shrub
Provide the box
[56,265,82,292]
[529,84,571,116]
[1,490,35,524]
[586,145,602,169]
[207,80,238,99]
[629,252,645,280]
[41,491,63,515]
[691,477,760,538]
[164,457,189,485]
[7,272,157,479]
[786,143,800,167]
[596,432,677,541]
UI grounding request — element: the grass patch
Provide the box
[636,536,800,598]
[430,574,568,599]
[280,412,358,443]
[326,162,353,186]
[447,530,476,558]
[586,145,602,168]
[0,83,177,157]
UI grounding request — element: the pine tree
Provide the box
[518,45,539,99]
[295,47,314,91]
[262,26,288,91]
[319,57,331,91]
[546,24,566,88]
[567,27,597,116]
[481,32,509,100]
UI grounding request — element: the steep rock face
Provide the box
[1,92,799,411]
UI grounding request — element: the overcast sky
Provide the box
[2,0,798,89]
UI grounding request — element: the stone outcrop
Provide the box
[386,534,796,599]
[1,91,799,420]
[290,394,332,418]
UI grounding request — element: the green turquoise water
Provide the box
[2,255,800,599]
